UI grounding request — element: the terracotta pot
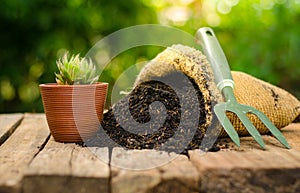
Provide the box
[39,82,108,142]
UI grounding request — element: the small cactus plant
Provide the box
[55,52,99,85]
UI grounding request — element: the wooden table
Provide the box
[0,113,300,193]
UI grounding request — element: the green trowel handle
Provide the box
[196,27,234,91]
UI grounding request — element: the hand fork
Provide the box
[196,27,290,149]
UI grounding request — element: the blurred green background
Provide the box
[0,0,299,113]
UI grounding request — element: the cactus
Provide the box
[55,52,99,85]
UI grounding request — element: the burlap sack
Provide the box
[134,44,300,137]
[227,71,300,136]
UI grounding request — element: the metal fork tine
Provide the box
[248,107,290,149]
[214,105,240,147]
[235,107,265,149]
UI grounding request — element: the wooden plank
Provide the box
[0,114,24,145]
[189,123,300,193]
[0,114,50,193]
[23,137,110,193]
[217,123,300,151]
[279,123,300,150]
[111,148,199,193]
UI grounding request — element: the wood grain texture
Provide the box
[111,148,199,193]
[189,123,300,193]
[23,137,110,193]
[0,113,299,193]
[0,114,50,193]
[0,114,24,145]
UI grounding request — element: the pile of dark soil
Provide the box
[86,72,219,153]
[84,44,300,153]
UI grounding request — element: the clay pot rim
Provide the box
[40,82,108,88]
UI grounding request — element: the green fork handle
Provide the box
[196,27,234,93]
[196,27,290,149]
